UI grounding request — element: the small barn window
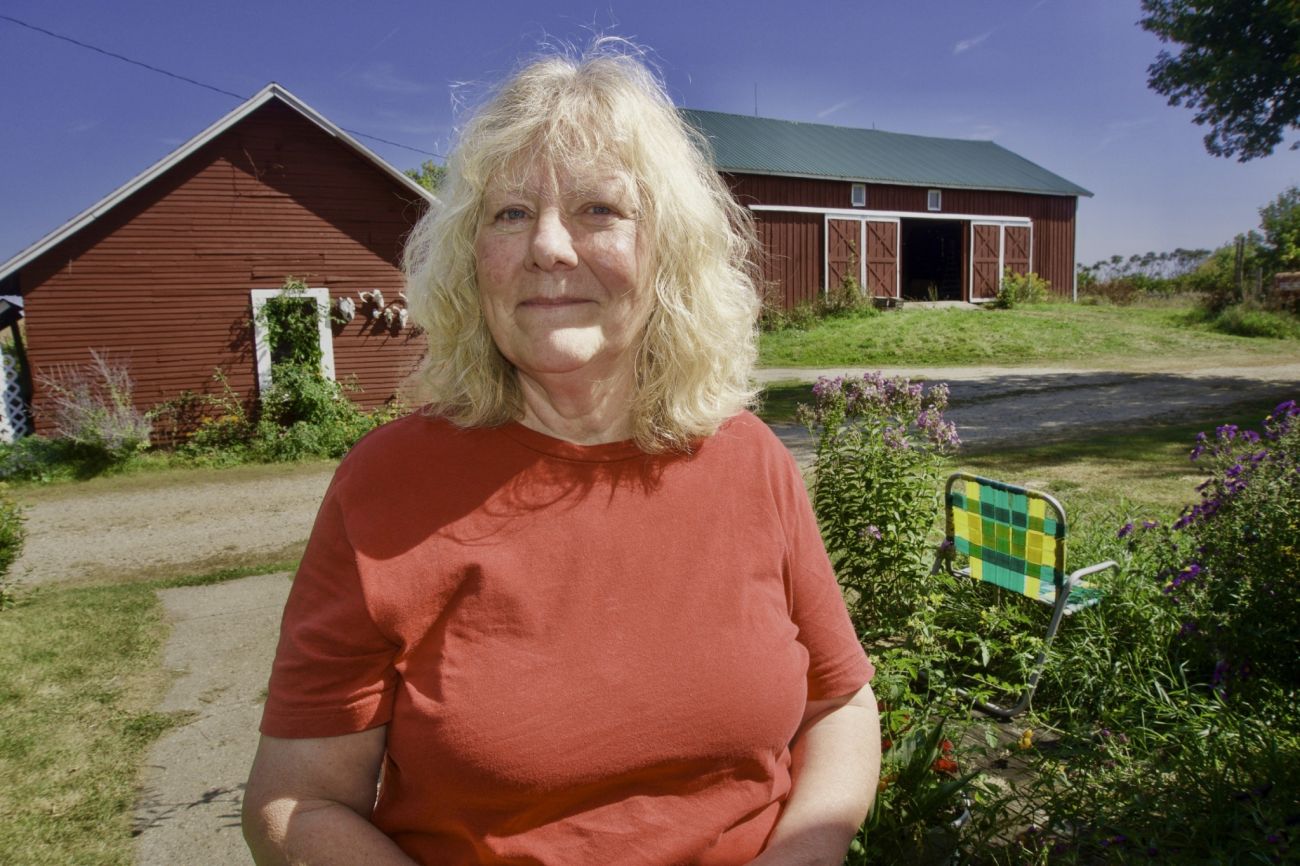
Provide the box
[927,189,942,211]
[851,183,867,207]
[250,287,336,393]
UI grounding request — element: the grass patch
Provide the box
[952,397,1283,514]
[0,562,294,865]
[755,379,815,424]
[758,299,1300,368]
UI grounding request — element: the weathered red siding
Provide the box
[20,100,428,434]
[753,211,822,308]
[724,172,1079,305]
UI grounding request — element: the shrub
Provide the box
[1207,300,1300,339]
[0,484,26,609]
[1078,278,1142,306]
[1130,402,1300,695]
[993,269,1050,309]
[35,350,151,464]
[799,373,960,638]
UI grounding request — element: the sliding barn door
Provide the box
[865,220,898,298]
[970,223,1002,301]
[826,218,862,292]
[1004,225,1031,276]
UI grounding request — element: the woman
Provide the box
[243,42,880,866]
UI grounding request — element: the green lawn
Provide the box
[758,300,1300,368]
[0,564,295,866]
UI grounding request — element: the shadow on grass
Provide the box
[960,395,1291,464]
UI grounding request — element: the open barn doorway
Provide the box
[901,219,962,301]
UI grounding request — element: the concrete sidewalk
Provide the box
[134,573,291,866]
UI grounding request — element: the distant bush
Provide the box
[35,350,151,465]
[180,367,400,464]
[0,436,84,483]
[759,272,880,333]
[1209,301,1300,339]
[993,269,1050,308]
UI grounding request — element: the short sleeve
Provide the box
[776,452,875,701]
[260,472,399,738]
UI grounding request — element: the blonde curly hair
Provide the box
[403,40,760,452]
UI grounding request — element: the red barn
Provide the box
[683,110,1092,307]
[0,84,431,436]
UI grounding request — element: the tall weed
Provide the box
[34,350,151,465]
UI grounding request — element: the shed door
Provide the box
[1004,225,1031,276]
[865,220,898,298]
[970,223,1002,301]
[827,218,862,292]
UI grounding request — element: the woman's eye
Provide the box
[495,207,529,222]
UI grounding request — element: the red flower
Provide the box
[940,739,954,754]
[932,757,959,775]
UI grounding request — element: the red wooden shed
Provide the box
[0,83,432,436]
[683,110,1092,308]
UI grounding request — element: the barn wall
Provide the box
[724,173,1079,304]
[20,100,428,434]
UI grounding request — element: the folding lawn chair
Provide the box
[931,472,1117,719]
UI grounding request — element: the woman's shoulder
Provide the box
[701,410,801,476]
[334,410,487,481]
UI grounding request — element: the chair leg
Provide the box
[965,592,1071,719]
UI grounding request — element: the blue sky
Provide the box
[2,0,1296,269]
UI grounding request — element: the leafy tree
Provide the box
[1258,184,1300,274]
[1140,0,1300,161]
[404,160,446,193]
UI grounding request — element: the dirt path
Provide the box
[12,461,334,587]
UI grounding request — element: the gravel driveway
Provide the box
[14,361,1299,590]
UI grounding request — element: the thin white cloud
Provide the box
[953,31,992,55]
[816,97,859,120]
[356,62,432,95]
[371,107,445,138]
[69,120,99,134]
[1097,117,1158,149]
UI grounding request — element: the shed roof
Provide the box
[682,109,1092,199]
[0,83,435,284]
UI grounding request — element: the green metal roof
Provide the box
[681,109,1092,198]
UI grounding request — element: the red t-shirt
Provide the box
[261,411,873,865]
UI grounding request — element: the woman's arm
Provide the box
[242,727,417,866]
[750,682,881,866]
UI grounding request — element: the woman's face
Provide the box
[474,160,652,386]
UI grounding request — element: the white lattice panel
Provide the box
[0,352,29,444]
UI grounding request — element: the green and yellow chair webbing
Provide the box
[943,473,1101,613]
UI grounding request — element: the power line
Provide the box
[1,14,246,100]
[0,13,443,159]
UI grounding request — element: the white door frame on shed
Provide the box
[250,287,336,392]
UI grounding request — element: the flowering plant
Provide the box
[799,373,959,637]
[846,713,980,866]
[1121,400,1300,695]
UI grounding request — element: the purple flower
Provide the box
[1141,519,1160,530]
[1217,423,1239,441]
[1117,522,1135,539]
[1212,659,1231,686]
[863,524,882,541]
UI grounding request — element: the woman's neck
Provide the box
[516,368,637,445]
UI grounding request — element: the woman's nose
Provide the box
[529,209,578,271]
